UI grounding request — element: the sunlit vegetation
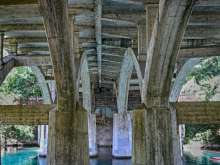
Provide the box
[185,57,220,148]
[0,67,42,102]
[0,67,42,145]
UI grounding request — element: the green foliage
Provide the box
[0,67,42,100]
[0,125,35,144]
[187,57,220,100]
[185,124,220,145]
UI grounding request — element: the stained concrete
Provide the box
[48,105,89,165]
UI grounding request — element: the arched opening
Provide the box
[172,57,220,164]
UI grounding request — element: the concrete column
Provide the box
[39,125,48,157]
[81,54,98,157]
[171,107,183,165]
[132,108,147,165]
[132,106,174,165]
[88,114,97,157]
[48,105,89,165]
[112,112,132,158]
[179,124,185,157]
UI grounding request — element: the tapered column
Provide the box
[80,53,97,157]
[112,112,132,158]
[112,49,134,158]
[134,0,194,164]
[38,0,89,164]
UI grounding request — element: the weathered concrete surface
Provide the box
[132,106,174,165]
[48,105,89,165]
[96,119,113,147]
[112,112,132,158]
[0,104,52,125]
[132,108,147,165]
[173,101,220,124]
[142,0,194,105]
[88,114,98,157]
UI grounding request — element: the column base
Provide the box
[112,112,132,158]
[48,104,89,165]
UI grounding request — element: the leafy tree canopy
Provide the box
[0,67,42,100]
[187,57,220,100]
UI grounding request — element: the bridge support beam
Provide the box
[48,105,89,165]
[112,112,132,158]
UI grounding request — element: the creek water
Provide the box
[1,147,220,165]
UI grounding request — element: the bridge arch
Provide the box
[169,58,202,102]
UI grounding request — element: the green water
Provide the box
[2,148,38,165]
[184,151,220,165]
[2,148,220,165]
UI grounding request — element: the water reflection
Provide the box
[90,159,131,165]
[3,147,220,165]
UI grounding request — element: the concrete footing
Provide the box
[112,112,132,158]
[88,113,98,157]
[48,105,89,165]
[132,107,175,165]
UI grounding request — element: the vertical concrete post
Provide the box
[132,108,147,165]
[112,49,134,158]
[81,54,97,157]
[112,112,132,158]
[88,114,97,157]
[38,0,89,164]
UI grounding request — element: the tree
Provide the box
[187,57,220,101]
[0,67,42,102]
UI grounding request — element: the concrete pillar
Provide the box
[132,108,147,165]
[171,107,183,165]
[132,106,174,165]
[88,114,97,157]
[112,112,132,158]
[179,124,185,157]
[48,105,89,165]
[81,54,98,157]
[39,125,48,157]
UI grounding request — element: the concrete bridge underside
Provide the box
[0,0,220,165]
